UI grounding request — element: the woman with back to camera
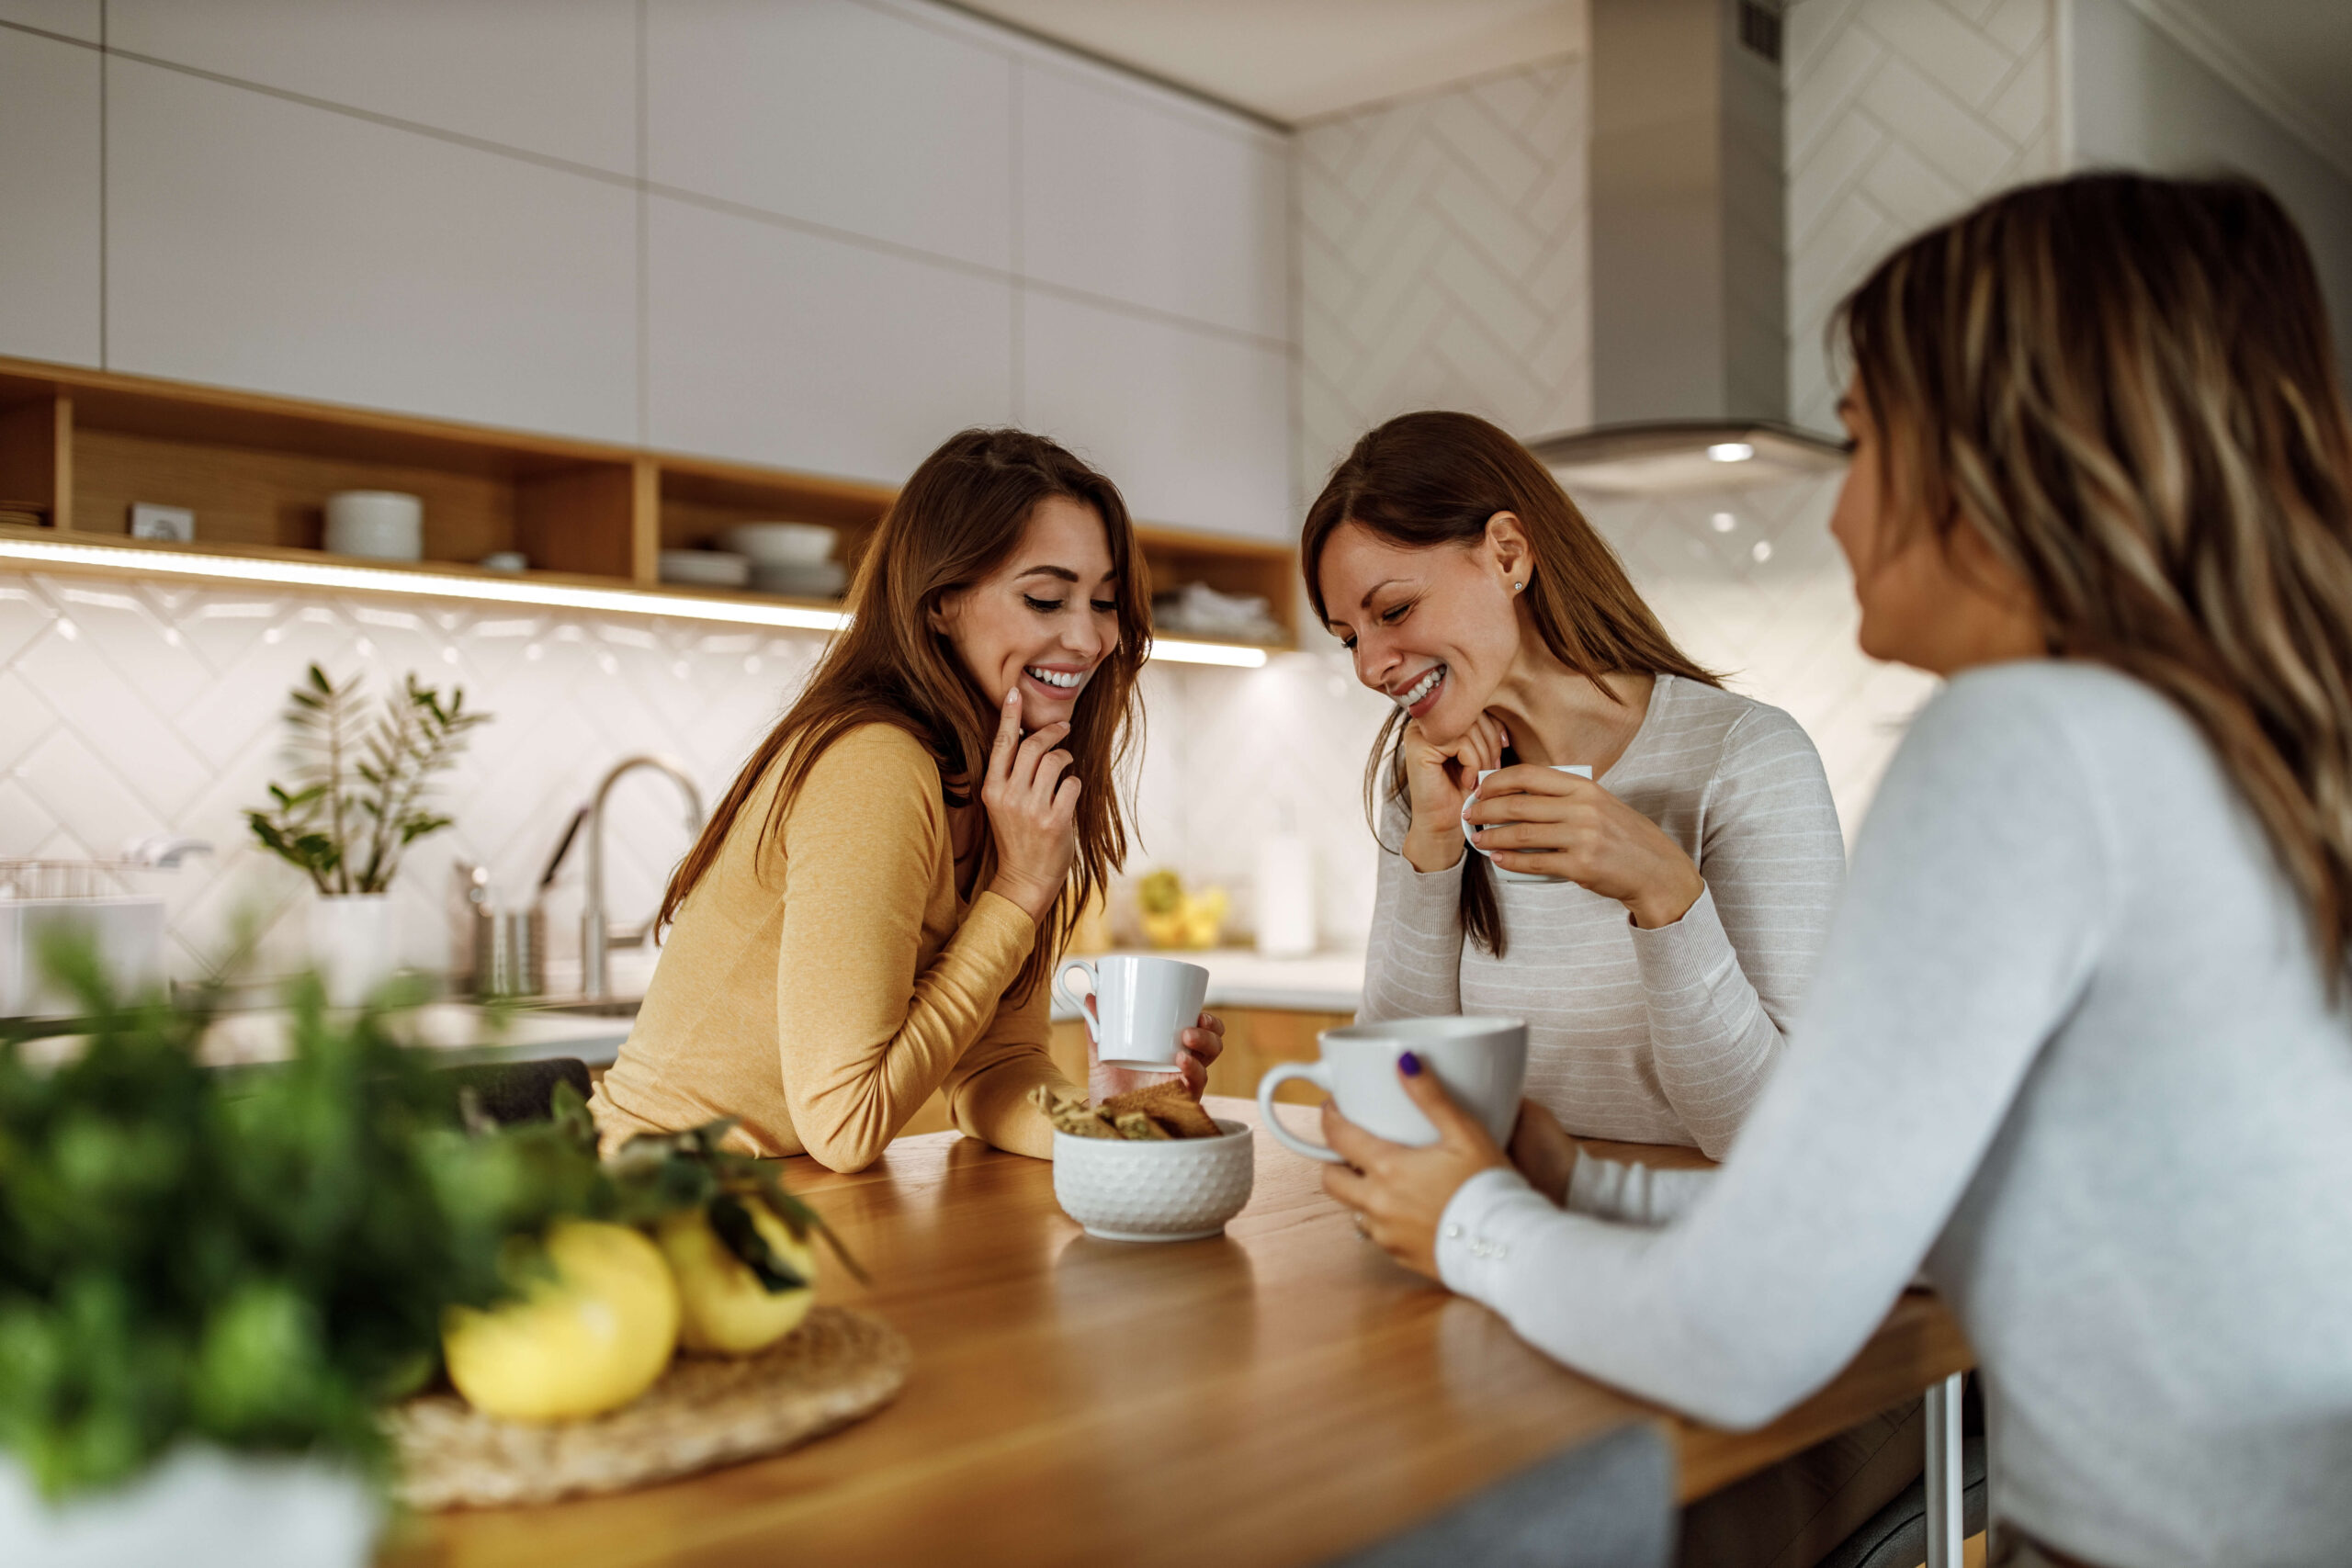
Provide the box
[1306,412,1847,1160]
[1322,173,2352,1565]
[591,429,1221,1171]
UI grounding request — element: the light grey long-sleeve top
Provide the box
[1437,662,2352,1566]
[1360,675,1846,1156]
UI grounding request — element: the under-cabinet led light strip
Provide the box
[0,536,1270,667]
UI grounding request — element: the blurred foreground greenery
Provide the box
[0,936,862,1503]
[0,939,595,1500]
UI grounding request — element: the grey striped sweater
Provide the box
[1359,675,1846,1157]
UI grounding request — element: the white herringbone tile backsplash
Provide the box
[1295,57,1592,498]
[0,568,1400,984]
[1787,0,2061,425]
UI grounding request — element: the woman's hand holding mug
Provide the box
[1319,1052,1512,1280]
[983,688,1080,923]
[1399,712,1510,874]
[1462,763,1705,929]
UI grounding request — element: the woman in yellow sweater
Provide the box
[590,429,1223,1170]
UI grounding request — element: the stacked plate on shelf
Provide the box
[657,549,752,588]
[723,524,847,600]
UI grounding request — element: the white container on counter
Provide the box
[0,897,166,1017]
[323,491,424,561]
[309,894,396,1008]
[1254,830,1317,959]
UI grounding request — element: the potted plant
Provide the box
[245,664,489,1005]
[0,938,863,1554]
[0,941,555,1564]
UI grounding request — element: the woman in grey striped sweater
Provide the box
[1305,412,1846,1158]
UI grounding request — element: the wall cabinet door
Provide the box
[647,195,1014,484]
[1021,62,1290,344]
[0,1,97,40]
[107,0,638,175]
[647,0,1013,272]
[1023,291,1292,542]
[0,27,100,367]
[107,60,637,445]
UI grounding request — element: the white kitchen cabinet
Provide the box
[0,27,99,367]
[647,195,1013,484]
[107,0,638,175]
[1022,291,1292,541]
[0,1,96,41]
[1021,62,1290,343]
[107,61,638,445]
[647,0,1013,272]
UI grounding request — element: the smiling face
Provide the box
[1316,518,1529,744]
[932,493,1120,731]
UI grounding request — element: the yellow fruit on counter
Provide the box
[442,1220,680,1422]
[657,1199,817,1355]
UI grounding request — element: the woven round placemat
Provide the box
[389,1305,910,1510]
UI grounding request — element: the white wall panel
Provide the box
[647,0,1012,271]
[1020,62,1288,341]
[1022,292,1290,541]
[0,27,99,366]
[107,61,637,444]
[107,0,639,175]
[0,1,96,41]
[647,196,1013,483]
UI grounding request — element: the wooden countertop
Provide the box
[385,1100,1970,1568]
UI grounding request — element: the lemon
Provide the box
[443,1220,680,1422]
[657,1199,817,1356]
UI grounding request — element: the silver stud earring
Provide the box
[1512,581,1525,592]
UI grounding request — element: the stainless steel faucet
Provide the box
[581,754,706,1000]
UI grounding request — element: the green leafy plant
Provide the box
[0,941,528,1498]
[0,939,858,1502]
[245,663,490,895]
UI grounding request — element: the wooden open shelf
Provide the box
[0,357,1295,649]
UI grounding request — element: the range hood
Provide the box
[1527,0,1849,495]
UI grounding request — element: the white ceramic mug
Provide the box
[1257,1016,1528,1164]
[1463,764,1592,884]
[1055,954,1210,1071]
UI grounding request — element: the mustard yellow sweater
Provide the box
[588,722,1074,1170]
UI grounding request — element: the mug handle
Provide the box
[1054,958,1099,1045]
[1461,785,1493,860]
[1257,1061,1340,1162]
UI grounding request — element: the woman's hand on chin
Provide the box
[1088,1009,1226,1103]
[982,688,1080,923]
[1319,1053,1510,1280]
[1400,712,1510,873]
[1464,764,1706,928]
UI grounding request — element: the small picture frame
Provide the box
[130,503,195,542]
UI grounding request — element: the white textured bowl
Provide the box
[323,491,423,561]
[657,548,752,588]
[1052,1117,1254,1243]
[720,522,835,565]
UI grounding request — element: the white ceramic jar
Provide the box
[323,491,424,561]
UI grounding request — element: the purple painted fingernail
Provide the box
[1399,1051,1423,1077]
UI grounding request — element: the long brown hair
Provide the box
[659,428,1150,998]
[1839,171,2352,974]
[1301,410,1719,955]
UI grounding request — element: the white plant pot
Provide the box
[308,893,396,1008]
[0,1446,379,1568]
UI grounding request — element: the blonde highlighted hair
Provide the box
[1841,172,2352,973]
